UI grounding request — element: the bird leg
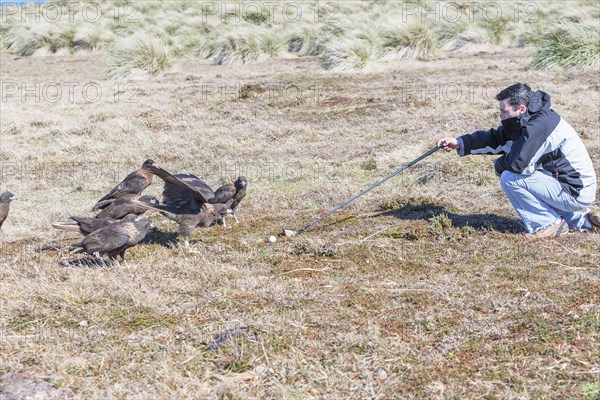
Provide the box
[182,238,202,254]
[233,213,239,224]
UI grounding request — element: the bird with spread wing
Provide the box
[131,164,232,249]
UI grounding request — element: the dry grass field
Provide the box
[1,1,600,399]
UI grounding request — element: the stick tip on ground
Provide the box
[282,229,297,237]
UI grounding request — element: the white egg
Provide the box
[268,235,277,243]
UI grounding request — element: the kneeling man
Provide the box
[438,83,598,238]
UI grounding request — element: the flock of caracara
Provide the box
[0,160,247,262]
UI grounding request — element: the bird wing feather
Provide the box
[93,171,151,210]
[230,187,247,210]
[209,183,235,205]
[95,197,134,219]
[147,166,214,211]
[80,225,131,253]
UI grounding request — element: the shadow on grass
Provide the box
[141,228,209,248]
[141,228,178,248]
[376,201,523,233]
[31,243,114,268]
[301,201,522,234]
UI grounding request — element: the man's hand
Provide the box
[437,137,459,152]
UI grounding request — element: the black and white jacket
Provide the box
[457,90,597,204]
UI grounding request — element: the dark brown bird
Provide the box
[53,214,138,236]
[146,164,215,208]
[95,194,159,219]
[133,164,231,249]
[0,191,18,231]
[70,216,152,261]
[132,200,231,249]
[208,176,247,225]
[92,159,155,211]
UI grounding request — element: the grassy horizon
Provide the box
[1,0,599,75]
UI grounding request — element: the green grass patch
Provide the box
[530,23,600,69]
[104,306,177,332]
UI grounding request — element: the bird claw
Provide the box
[180,245,202,255]
[179,240,205,255]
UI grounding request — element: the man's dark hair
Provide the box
[496,83,533,109]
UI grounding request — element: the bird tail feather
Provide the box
[92,197,113,211]
[69,243,84,254]
[52,222,81,232]
[130,199,178,220]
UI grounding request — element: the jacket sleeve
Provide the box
[459,125,511,156]
[494,111,559,175]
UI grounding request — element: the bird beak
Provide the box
[11,195,18,201]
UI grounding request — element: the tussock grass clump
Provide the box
[7,30,44,56]
[428,213,453,237]
[291,239,338,258]
[287,28,327,56]
[242,8,270,25]
[379,196,456,215]
[381,23,438,60]
[259,31,284,58]
[320,31,380,71]
[7,22,77,56]
[440,25,493,53]
[213,30,284,65]
[388,224,429,241]
[529,23,600,69]
[108,35,173,77]
[478,17,510,45]
[73,23,114,52]
[581,383,600,400]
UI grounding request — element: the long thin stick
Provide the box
[294,145,442,235]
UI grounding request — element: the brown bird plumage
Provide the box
[133,165,231,248]
[95,194,159,219]
[53,214,138,236]
[70,216,152,261]
[208,176,247,225]
[132,200,231,248]
[92,159,155,211]
[0,191,18,231]
[146,164,215,208]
